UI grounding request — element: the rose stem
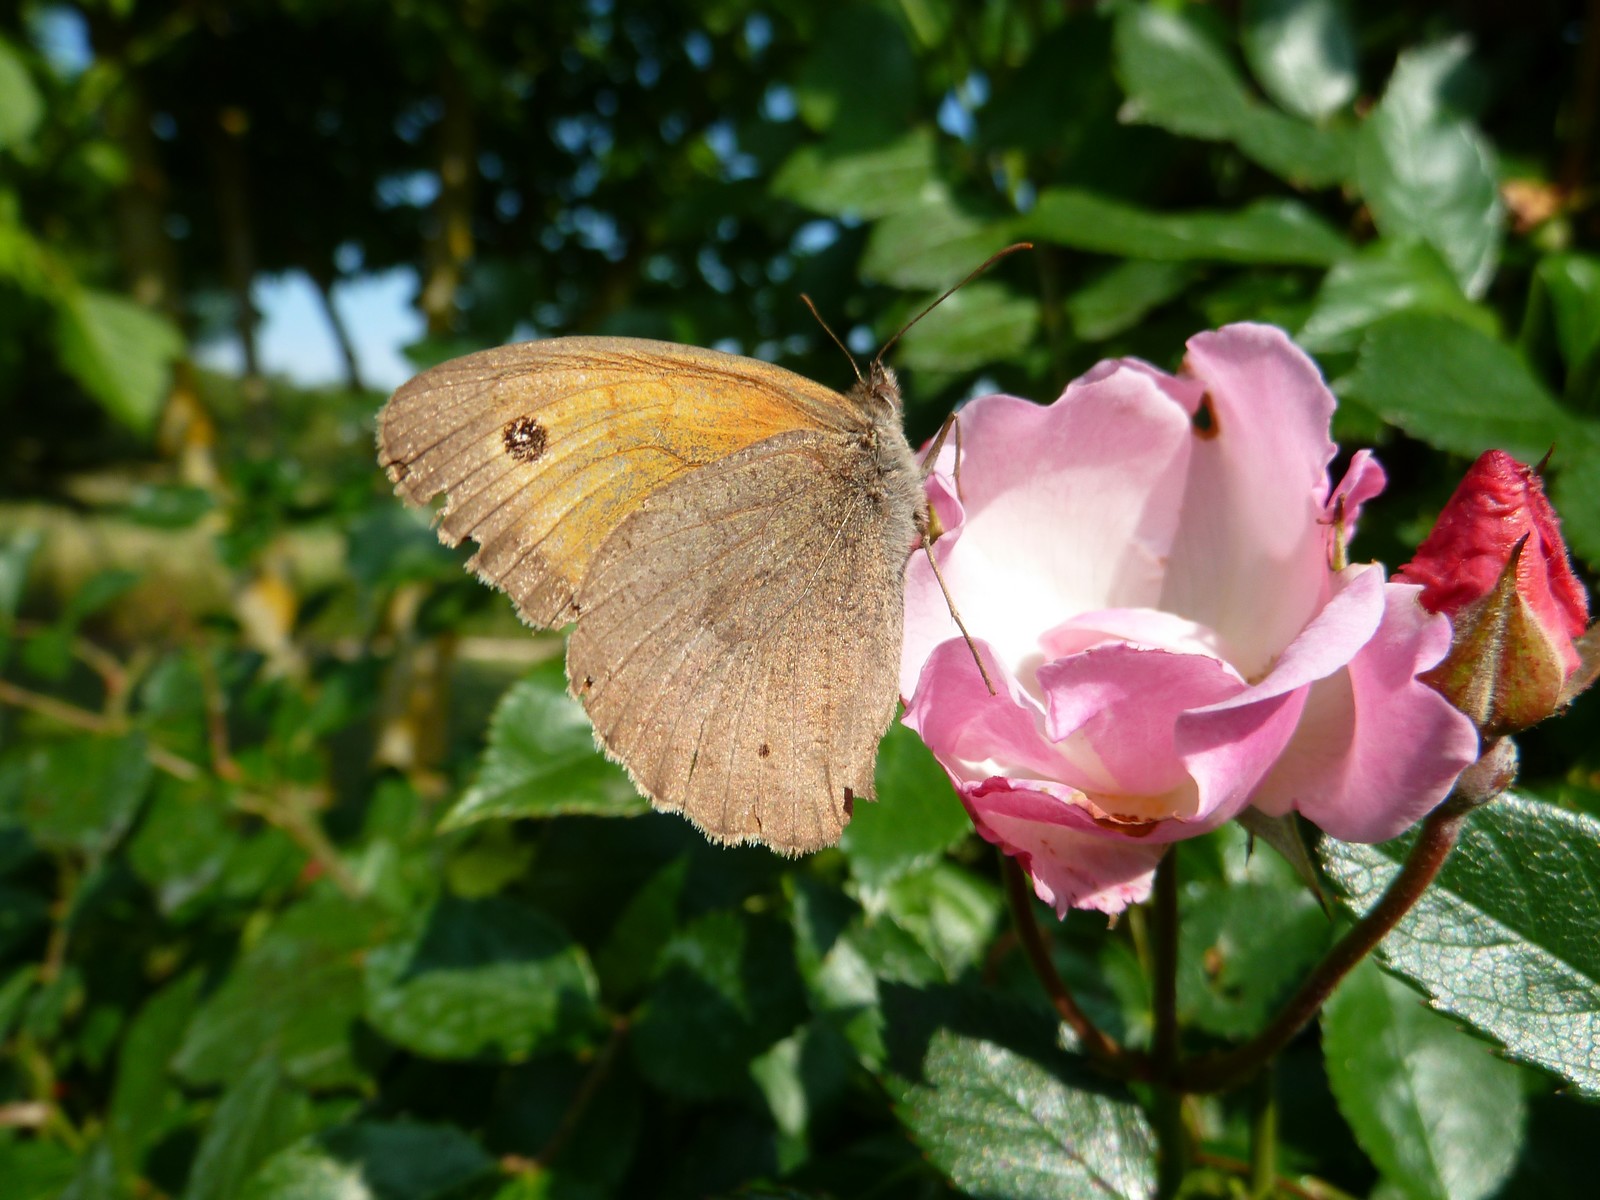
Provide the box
[1150,852,1188,1198]
[1172,799,1470,1094]
[1247,1064,1277,1200]
[1001,854,1125,1070]
[1151,851,1180,1072]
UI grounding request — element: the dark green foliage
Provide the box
[3,1,1599,1197]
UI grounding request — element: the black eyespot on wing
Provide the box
[502,415,548,463]
[757,743,771,758]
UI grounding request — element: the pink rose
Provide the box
[900,324,1480,915]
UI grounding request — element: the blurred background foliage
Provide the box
[2,0,1600,1197]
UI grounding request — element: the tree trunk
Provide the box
[206,106,261,385]
[308,264,364,392]
[419,57,477,337]
[90,17,182,319]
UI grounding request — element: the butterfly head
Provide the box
[862,360,903,418]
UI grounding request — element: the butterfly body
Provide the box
[377,336,924,852]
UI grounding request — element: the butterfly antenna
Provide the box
[922,542,996,696]
[800,293,865,388]
[874,242,1033,370]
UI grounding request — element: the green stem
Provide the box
[1153,1085,1187,1200]
[1001,855,1126,1070]
[1151,853,1179,1073]
[1173,800,1470,1093]
[1248,1065,1277,1200]
[1150,852,1186,1196]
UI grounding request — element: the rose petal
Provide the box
[1165,326,1340,675]
[1039,645,1246,817]
[1161,565,1383,823]
[1327,448,1387,544]
[962,779,1165,915]
[900,374,1193,692]
[903,638,1067,784]
[1040,607,1229,661]
[1249,580,1480,841]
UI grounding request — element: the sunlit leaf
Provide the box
[1113,4,1352,186]
[1323,958,1525,1200]
[53,288,185,434]
[1355,39,1503,298]
[1241,0,1358,121]
[239,1122,494,1200]
[363,894,600,1060]
[1320,794,1600,1096]
[1027,190,1349,265]
[894,1029,1156,1199]
[441,659,645,830]
[0,35,43,149]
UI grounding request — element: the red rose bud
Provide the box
[1396,450,1592,734]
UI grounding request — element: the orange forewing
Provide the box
[378,337,859,625]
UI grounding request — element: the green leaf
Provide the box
[0,192,52,295]
[593,857,688,1002]
[124,780,229,914]
[54,288,185,434]
[485,1055,642,1196]
[1027,189,1349,265]
[1341,313,1591,460]
[790,880,892,1067]
[1241,0,1358,120]
[841,721,969,889]
[238,1122,494,1200]
[1298,240,1498,354]
[4,734,153,858]
[1112,4,1352,186]
[859,189,1020,290]
[1534,253,1600,375]
[20,567,142,682]
[108,972,203,1177]
[0,966,38,1042]
[1066,260,1202,341]
[440,659,645,830]
[364,894,600,1060]
[1319,794,1600,1096]
[121,484,217,529]
[1551,453,1600,570]
[631,909,807,1099]
[0,1140,78,1200]
[0,529,39,668]
[185,1058,313,1200]
[0,35,43,149]
[1177,879,1333,1039]
[879,862,1002,983]
[894,1029,1156,1199]
[772,128,939,220]
[175,896,389,1089]
[0,883,47,959]
[59,1141,118,1200]
[895,280,1038,373]
[1322,958,1525,1200]
[1355,40,1503,298]
[793,6,916,140]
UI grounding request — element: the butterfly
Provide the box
[377,335,926,853]
[375,252,1019,853]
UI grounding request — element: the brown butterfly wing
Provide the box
[376,337,860,626]
[567,427,923,853]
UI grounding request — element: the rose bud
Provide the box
[1395,450,1593,735]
